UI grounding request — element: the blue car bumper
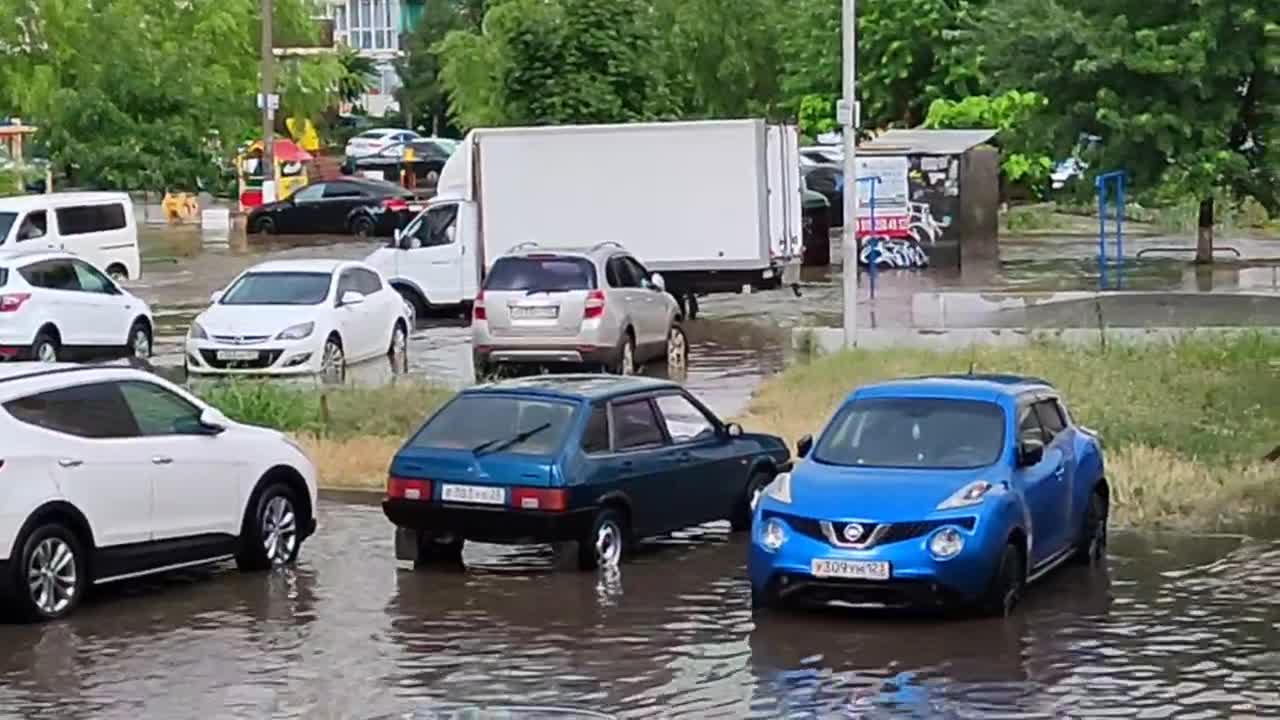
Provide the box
[748,510,1004,608]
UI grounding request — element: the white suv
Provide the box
[0,250,154,363]
[0,363,319,621]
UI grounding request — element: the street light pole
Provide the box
[840,0,858,347]
[260,0,276,198]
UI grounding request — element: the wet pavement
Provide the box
[3,498,1279,719]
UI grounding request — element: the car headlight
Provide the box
[189,322,208,340]
[929,527,965,559]
[760,518,788,551]
[276,321,315,340]
[936,480,993,510]
[757,472,792,506]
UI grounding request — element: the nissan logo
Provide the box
[842,523,864,542]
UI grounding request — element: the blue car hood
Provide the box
[784,463,995,522]
[391,446,556,487]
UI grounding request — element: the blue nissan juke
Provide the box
[748,374,1107,616]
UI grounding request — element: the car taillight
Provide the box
[384,197,410,212]
[0,293,31,313]
[583,290,606,319]
[473,291,486,321]
[512,487,568,512]
[387,475,432,501]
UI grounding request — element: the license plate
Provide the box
[510,306,558,320]
[441,483,505,505]
[215,350,260,361]
[811,559,891,581]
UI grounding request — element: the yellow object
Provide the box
[286,118,321,153]
[162,192,200,223]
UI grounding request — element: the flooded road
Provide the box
[3,498,1279,719]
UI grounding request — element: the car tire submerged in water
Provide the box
[730,468,774,532]
[128,321,152,360]
[977,541,1026,617]
[1073,488,1109,564]
[665,323,688,377]
[414,532,464,569]
[610,333,637,376]
[577,508,627,571]
[350,215,375,238]
[31,331,59,363]
[236,484,303,571]
[251,217,276,235]
[8,522,86,622]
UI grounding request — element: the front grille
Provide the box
[764,511,976,549]
[211,335,271,345]
[199,349,282,369]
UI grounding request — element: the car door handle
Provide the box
[668,452,692,463]
[152,455,174,465]
[58,458,83,468]
[1052,468,1065,480]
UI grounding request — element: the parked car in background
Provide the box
[0,250,152,363]
[800,145,842,166]
[0,192,141,281]
[749,374,1107,617]
[471,243,686,379]
[246,178,421,237]
[342,137,459,188]
[344,128,421,159]
[383,375,790,571]
[0,363,319,621]
[185,259,412,379]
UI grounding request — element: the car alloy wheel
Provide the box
[321,339,346,381]
[352,216,375,238]
[666,325,688,374]
[578,509,627,571]
[261,495,299,565]
[595,521,623,568]
[27,536,79,618]
[389,323,408,357]
[615,337,635,376]
[34,338,57,363]
[108,268,128,283]
[130,325,152,359]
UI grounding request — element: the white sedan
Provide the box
[185,259,413,378]
[344,128,421,159]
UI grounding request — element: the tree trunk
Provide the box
[1195,196,1214,264]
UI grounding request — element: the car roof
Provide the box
[0,192,129,212]
[0,249,78,266]
[464,374,681,402]
[359,128,414,137]
[243,259,354,274]
[500,242,628,261]
[853,374,1055,402]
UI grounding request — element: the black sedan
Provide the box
[342,138,457,189]
[247,178,422,237]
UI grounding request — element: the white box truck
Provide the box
[366,119,803,319]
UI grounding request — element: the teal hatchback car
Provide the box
[383,375,790,570]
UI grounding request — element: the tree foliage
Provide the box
[924,90,1054,194]
[396,0,488,133]
[336,47,378,107]
[0,0,339,190]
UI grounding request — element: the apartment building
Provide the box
[324,0,426,117]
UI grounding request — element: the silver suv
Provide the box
[471,243,686,377]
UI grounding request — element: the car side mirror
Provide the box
[796,434,813,459]
[725,422,743,438]
[194,407,228,435]
[339,290,365,307]
[650,272,666,292]
[209,290,224,304]
[1018,437,1045,466]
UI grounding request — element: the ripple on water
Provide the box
[1,502,1278,719]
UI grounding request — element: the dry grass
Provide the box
[293,434,401,492]
[736,335,1280,531]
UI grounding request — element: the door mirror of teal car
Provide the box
[725,422,743,438]
[796,434,813,458]
[1018,437,1045,466]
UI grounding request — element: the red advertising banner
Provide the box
[856,215,912,238]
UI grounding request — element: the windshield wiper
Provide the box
[472,422,552,456]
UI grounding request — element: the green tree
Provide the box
[396,0,488,134]
[0,0,337,190]
[437,0,676,127]
[336,47,378,107]
[924,90,1055,196]
[980,0,1278,261]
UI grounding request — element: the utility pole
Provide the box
[840,0,859,347]
[260,0,276,200]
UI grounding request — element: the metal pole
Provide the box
[1096,178,1106,289]
[840,0,858,347]
[260,0,276,195]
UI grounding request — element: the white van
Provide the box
[0,192,141,281]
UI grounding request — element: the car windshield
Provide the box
[485,256,597,292]
[813,397,1006,469]
[220,271,332,305]
[0,211,16,241]
[410,395,577,456]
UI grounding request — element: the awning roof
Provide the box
[859,129,998,156]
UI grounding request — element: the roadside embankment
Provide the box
[737,334,1280,531]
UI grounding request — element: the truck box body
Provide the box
[367,119,802,309]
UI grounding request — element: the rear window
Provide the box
[410,395,577,456]
[0,212,16,241]
[485,257,597,292]
[56,203,127,236]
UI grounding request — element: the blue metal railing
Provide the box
[1096,170,1125,289]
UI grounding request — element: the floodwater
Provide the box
[6,225,1275,718]
[2,499,1279,719]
